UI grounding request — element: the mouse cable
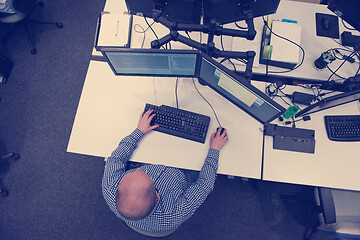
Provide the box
[192,78,222,127]
[261,16,305,75]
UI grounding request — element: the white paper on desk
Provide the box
[97,13,130,47]
[270,21,302,65]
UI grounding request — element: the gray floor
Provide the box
[0,1,334,239]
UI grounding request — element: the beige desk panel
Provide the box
[263,101,360,191]
[67,61,264,178]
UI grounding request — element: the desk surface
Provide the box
[67,60,264,179]
[124,0,359,82]
[261,84,360,191]
[69,0,360,190]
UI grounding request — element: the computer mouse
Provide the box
[216,127,225,135]
[321,18,331,30]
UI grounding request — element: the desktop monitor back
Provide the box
[124,0,202,24]
[197,53,286,124]
[295,89,360,118]
[328,0,360,32]
[101,48,199,77]
[203,0,281,24]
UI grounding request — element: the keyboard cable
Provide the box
[192,78,222,127]
[175,77,179,109]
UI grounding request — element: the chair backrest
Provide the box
[318,188,336,224]
[317,187,360,239]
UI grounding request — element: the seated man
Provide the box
[102,109,229,237]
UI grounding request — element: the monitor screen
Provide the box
[328,0,360,32]
[198,54,286,124]
[203,0,281,24]
[101,49,199,77]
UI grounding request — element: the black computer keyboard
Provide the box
[324,115,360,142]
[144,103,211,143]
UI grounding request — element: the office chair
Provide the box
[304,187,360,240]
[0,152,20,197]
[0,53,14,84]
[0,0,63,54]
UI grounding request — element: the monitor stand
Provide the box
[148,8,256,80]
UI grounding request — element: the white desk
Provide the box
[68,0,360,190]
[126,0,359,82]
[67,60,264,179]
[261,84,360,191]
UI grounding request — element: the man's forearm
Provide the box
[103,128,144,189]
[196,148,219,192]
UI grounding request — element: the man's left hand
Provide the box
[137,109,159,134]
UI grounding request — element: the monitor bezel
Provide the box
[101,48,201,77]
[197,53,286,125]
[295,88,360,118]
[328,0,360,32]
[203,0,281,25]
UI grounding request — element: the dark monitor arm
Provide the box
[149,9,256,79]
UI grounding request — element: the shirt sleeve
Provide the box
[174,148,220,221]
[102,128,144,213]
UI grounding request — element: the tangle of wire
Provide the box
[325,49,358,84]
[133,23,148,49]
[261,16,306,75]
[324,48,360,80]
[143,16,171,49]
[219,27,239,73]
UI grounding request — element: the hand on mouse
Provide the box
[210,127,229,151]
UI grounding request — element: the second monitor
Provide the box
[101,48,286,125]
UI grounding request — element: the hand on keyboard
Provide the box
[143,103,211,143]
[137,109,159,134]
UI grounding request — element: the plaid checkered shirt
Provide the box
[102,128,220,232]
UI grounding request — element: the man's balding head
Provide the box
[116,168,158,220]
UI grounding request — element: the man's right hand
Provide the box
[210,127,229,151]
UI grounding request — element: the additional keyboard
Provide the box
[144,103,211,143]
[324,115,360,142]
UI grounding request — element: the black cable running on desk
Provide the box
[192,78,222,127]
[175,77,179,109]
[143,16,171,49]
[261,16,305,75]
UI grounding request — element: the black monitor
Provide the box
[124,0,202,24]
[101,48,199,77]
[197,53,286,124]
[203,0,281,24]
[295,89,360,118]
[102,48,286,124]
[328,0,360,32]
